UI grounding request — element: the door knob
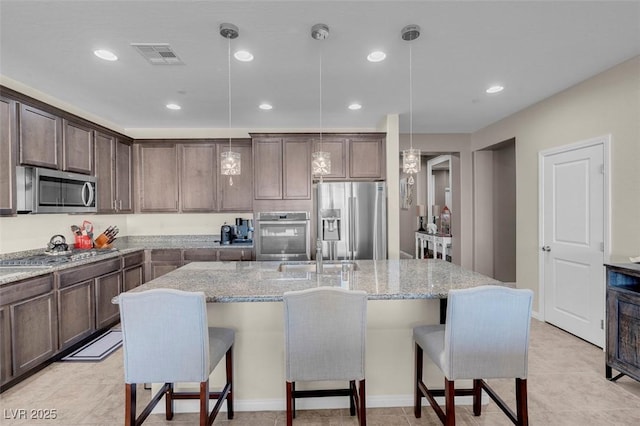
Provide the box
[541,245,551,252]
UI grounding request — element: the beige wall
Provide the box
[471,56,640,312]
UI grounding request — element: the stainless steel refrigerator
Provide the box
[315,182,387,260]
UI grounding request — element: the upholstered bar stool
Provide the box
[283,287,368,426]
[413,285,533,426]
[118,289,234,426]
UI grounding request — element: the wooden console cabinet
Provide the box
[605,263,640,382]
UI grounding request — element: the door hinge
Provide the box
[601,319,604,330]
[600,242,604,252]
[600,164,605,174]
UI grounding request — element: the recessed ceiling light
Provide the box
[94,49,118,61]
[166,103,181,110]
[486,85,504,94]
[348,103,362,110]
[234,50,254,62]
[367,51,386,62]
[259,103,273,110]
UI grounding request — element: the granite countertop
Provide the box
[0,247,140,286]
[0,235,254,285]
[127,259,503,302]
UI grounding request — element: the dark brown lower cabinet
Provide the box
[122,251,145,292]
[57,255,125,352]
[123,266,143,292]
[58,280,94,349]
[0,306,12,385]
[95,271,122,330]
[183,248,218,263]
[149,249,183,280]
[11,292,57,377]
[1,253,143,390]
[0,274,55,388]
[219,248,253,261]
[606,264,640,382]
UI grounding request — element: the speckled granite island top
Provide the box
[129,259,503,302]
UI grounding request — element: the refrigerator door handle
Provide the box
[352,196,358,255]
[347,196,353,259]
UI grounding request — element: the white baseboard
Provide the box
[400,250,414,259]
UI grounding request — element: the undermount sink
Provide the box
[277,261,359,274]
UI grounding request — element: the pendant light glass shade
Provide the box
[220,23,241,186]
[221,150,241,185]
[402,148,421,175]
[312,151,331,176]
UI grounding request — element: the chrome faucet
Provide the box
[316,239,323,274]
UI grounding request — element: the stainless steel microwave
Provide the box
[16,166,97,214]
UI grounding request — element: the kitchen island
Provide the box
[129,259,503,414]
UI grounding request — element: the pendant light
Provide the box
[220,23,241,186]
[311,23,331,180]
[401,24,421,186]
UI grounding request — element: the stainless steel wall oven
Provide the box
[255,212,310,261]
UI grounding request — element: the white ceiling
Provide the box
[1,1,639,133]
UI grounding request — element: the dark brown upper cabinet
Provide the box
[217,141,253,211]
[95,131,132,213]
[18,104,61,169]
[253,136,311,200]
[0,96,16,216]
[138,143,179,212]
[180,144,217,212]
[349,136,385,179]
[62,119,93,175]
[136,140,252,213]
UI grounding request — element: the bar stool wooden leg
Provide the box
[226,347,234,419]
[286,381,293,426]
[358,379,366,426]
[165,383,174,420]
[516,378,528,426]
[349,380,356,416]
[444,379,455,426]
[414,343,424,418]
[472,379,482,416]
[199,380,209,426]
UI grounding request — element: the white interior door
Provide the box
[541,141,606,347]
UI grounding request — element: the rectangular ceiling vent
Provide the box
[131,43,184,65]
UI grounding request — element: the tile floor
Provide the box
[1,320,639,425]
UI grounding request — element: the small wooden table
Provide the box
[415,232,452,261]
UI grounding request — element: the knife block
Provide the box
[94,233,110,249]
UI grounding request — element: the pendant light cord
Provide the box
[409,42,413,150]
[319,46,323,148]
[228,35,232,152]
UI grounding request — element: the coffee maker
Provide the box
[234,218,253,243]
[220,224,235,245]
